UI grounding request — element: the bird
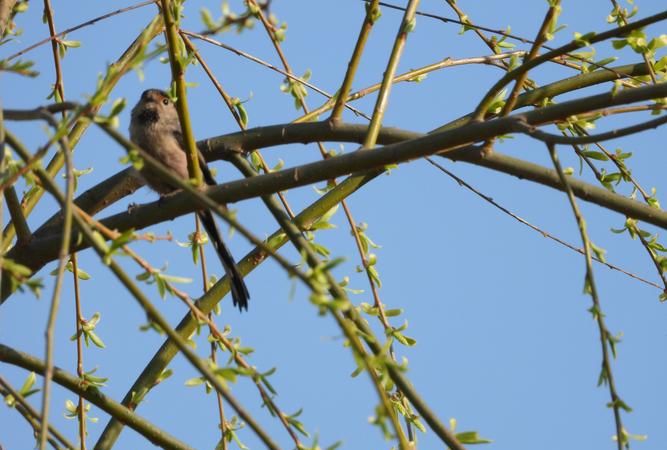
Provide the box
[129,88,250,311]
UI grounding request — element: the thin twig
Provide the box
[4,186,30,244]
[71,253,87,449]
[76,207,304,448]
[471,9,667,120]
[363,0,420,150]
[609,0,657,83]
[300,51,524,123]
[160,0,203,184]
[1,15,164,251]
[11,134,283,450]
[181,30,369,120]
[517,114,667,145]
[0,375,76,450]
[37,107,75,450]
[5,0,157,61]
[179,30,299,220]
[547,143,626,450]
[379,0,651,86]
[248,1,412,443]
[0,344,194,450]
[39,5,88,446]
[330,0,380,121]
[425,157,661,290]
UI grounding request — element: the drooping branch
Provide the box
[1,14,164,250]
[8,59,655,236]
[3,81,667,302]
[0,343,194,450]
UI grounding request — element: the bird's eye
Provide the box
[162,98,169,105]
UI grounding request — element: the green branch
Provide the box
[363,0,420,149]
[471,9,667,119]
[1,14,163,250]
[160,0,202,184]
[0,343,194,450]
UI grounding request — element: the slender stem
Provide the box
[179,30,298,219]
[1,14,164,251]
[6,0,156,61]
[231,156,411,449]
[0,375,76,450]
[195,215,229,447]
[363,0,420,149]
[246,6,402,406]
[40,6,86,446]
[547,143,625,450]
[4,187,30,244]
[301,52,523,124]
[517,113,667,145]
[609,0,657,83]
[425,156,661,290]
[330,0,380,121]
[160,0,202,184]
[0,344,194,450]
[181,30,368,120]
[75,207,305,449]
[179,33,243,127]
[11,138,282,450]
[71,253,87,449]
[471,9,667,120]
[500,1,559,118]
[42,0,65,103]
[38,111,75,450]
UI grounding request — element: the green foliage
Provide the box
[280,69,311,109]
[135,265,193,299]
[3,372,39,407]
[70,312,106,349]
[489,27,516,53]
[177,230,209,264]
[80,367,108,389]
[0,58,38,77]
[64,399,98,424]
[450,418,493,445]
[2,258,42,298]
[50,260,91,280]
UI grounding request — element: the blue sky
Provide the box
[2,1,667,449]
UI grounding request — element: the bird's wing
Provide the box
[171,129,217,186]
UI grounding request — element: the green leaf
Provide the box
[581,150,608,161]
[19,372,37,396]
[185,376,205,387]
[60,39,81,49]
[88,330,106,349]
[455,431,493,444]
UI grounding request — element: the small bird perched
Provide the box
[129,89,250,311]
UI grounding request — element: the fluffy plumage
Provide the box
[130,89,250,311]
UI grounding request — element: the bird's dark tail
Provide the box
[197,210,250,311]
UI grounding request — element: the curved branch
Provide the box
[4,81,667,303]
[15,60,655,231]
[471,9,667,119]
[517,114,667,144]
[0,343,194,450]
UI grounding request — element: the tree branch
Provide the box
[0,343,194,450]
[4,81,667,302]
